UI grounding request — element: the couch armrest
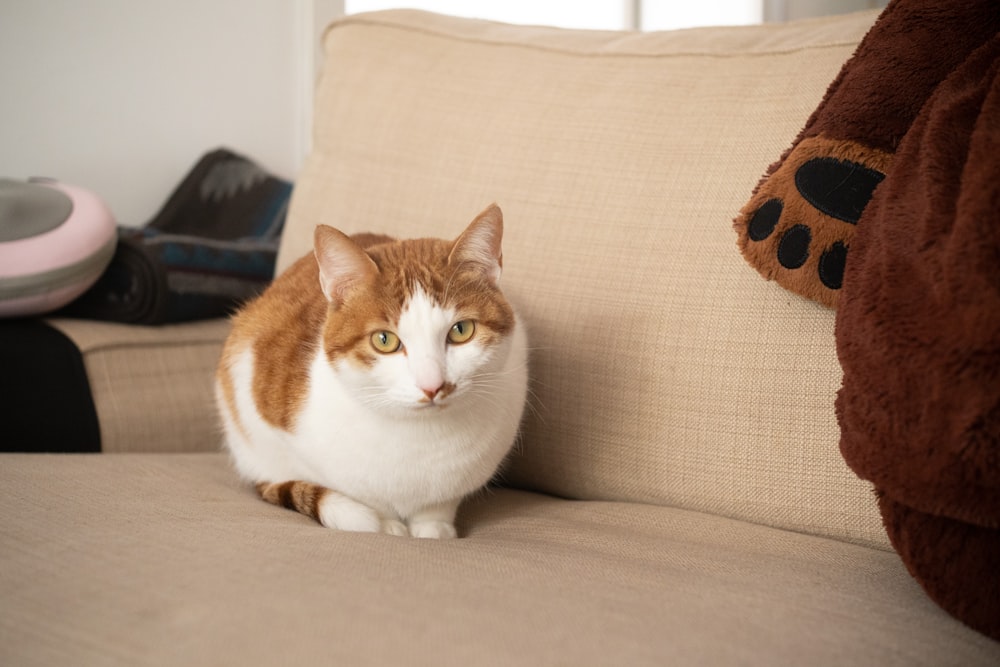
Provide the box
[46,317,230,453]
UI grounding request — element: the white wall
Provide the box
[641,1,762,30]
[1,0,883,227]
[0,0,338,226]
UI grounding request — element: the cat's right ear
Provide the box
[314,225,379,306]
[449,203,504,285]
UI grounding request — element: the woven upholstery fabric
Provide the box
[46,317,229,453]
[282,10,887,548]
[4,453,998,667]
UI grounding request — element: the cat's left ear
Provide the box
[449,203,504,285]
[314,225,379,306]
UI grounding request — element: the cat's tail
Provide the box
[254,480,406,535]
[255,480,328,523]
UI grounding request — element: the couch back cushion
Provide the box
[282,9,888,548]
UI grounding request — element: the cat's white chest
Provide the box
[293,342,519,517]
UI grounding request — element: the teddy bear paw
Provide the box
[737,135,891,307]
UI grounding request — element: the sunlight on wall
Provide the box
[346,0,765,30]
[643,1,762,30]
[345,0,634,30]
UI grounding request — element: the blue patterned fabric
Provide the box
[62,148,291,324]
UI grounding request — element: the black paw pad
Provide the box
[818,241,848,290]
[794,157,885,224]
[777,224,811,269]
[747,199,782,242]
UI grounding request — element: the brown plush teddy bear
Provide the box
[735,0,1000,641]
[735,0,998,310]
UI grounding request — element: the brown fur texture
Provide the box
[733,0,1000,639]
[735,0,1000,308]
[836,31,1000,640]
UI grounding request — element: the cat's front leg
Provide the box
[407,498,462,539]
[317,491,409,536]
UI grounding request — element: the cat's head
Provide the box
[313,204,517,414]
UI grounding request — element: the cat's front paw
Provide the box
[316,493,410,536]
[381,518,409,537]
[317,494,382,533]
[408,520,458,539]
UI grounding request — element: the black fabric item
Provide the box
[59,227,275,324]
[58,147,290,325]
[0,320,100,452]
[60,231,165,324]
[146,147,289,240]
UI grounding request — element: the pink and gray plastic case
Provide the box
[0,178,116,317]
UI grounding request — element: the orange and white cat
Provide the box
[215,204,528,538]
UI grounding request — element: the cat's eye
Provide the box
[447,320,476,345]
[370,330,401,354]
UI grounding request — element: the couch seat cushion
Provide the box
[2,453,996,666]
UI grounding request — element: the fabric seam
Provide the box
[326,11,870,60]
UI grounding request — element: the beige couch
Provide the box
[4,9,998,665]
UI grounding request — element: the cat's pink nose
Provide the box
[421,384,443,400]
